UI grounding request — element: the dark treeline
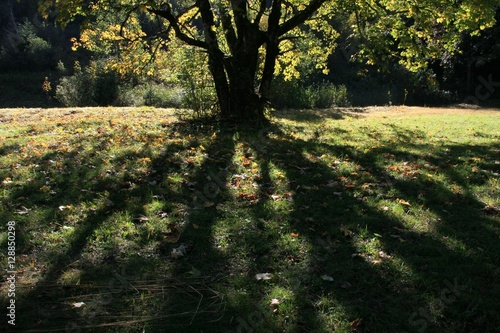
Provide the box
[1,0,499,109]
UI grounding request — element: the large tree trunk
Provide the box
[207,43,265,123]
[226,32,265,122]
[207,48,232,119]
[197,0,327,124]
[208,27,266,122]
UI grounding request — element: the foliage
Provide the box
[270,79,350,109]
[162,42,219,117]
[351,0,500,72]
[39,0,500,120]
[306,81,350,108]
[34,1,344,119]
[56,61,120,107]
[142,84,183,108]
[0,19,56,71]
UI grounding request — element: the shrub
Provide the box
[144,84,184,108]
[55,61,120,107]
[306,82,350,108]
[270,78,350,109]
[93,71,119,106]
[55,62,95,107]
[269,79,309,109]
[114,84,184,108]
[0,20,56,71]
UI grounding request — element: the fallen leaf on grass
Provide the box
[270,194,282,201]
[171,244,187,258]
[237,193,256,200]
[321,274,334,282]
[340,225,354,237]
[340,281,352,289]
[326,180,339,188]
[270,298,280,307]
[161,224,182,243]
[255,273,272,281]
[134,214,149,222]
[58,205,71,211]
[157,211,168,218]
[378,251,392,260]
[16,206,31,215]
[72,302,85,308]
[396,198,411,206]
[290,232,299,237]
[350,318,363,331]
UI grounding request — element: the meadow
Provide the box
[0,106,499,332]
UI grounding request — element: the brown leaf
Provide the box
[340,225,354,237]
[340,281,352,289]
[350,318,363,331]
[271,194,282,201]
[378,251,392,260]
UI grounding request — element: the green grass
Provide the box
[0,106,499,332]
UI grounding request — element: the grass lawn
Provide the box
[0,106,499,332]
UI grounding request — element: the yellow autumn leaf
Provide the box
[397,198,411,206]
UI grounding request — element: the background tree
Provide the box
[40,0,500,123]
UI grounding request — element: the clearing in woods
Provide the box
[0,106,499,332]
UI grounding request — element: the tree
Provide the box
[0,0,21,60]
[40,0,499,123]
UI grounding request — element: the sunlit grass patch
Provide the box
[0,106,499,332]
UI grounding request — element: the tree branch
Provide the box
[219,4,238,53]
[278,0,327,36]
[230,0,250,34]
[255,0,268,25]
[148,6,207,49]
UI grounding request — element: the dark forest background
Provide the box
[1,0,499,110]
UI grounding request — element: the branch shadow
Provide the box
[1,115,498,333]
[0,118,237,332]
[229,122,500,332]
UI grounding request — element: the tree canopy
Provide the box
[40,0,500,122]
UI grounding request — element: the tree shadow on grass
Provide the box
[0,119,237,332]
[226,122,500,332]
[1,116,499,333]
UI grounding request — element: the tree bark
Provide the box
[225,27,265,122]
